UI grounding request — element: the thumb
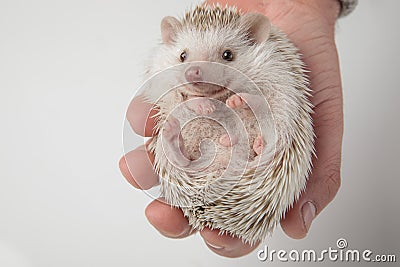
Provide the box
[280,135,342,239]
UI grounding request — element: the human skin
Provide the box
[119,0,343,258]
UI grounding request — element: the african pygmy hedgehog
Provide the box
[141,4,314,245]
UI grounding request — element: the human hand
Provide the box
[120,0,344,258]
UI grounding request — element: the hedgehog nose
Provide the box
[185,66,203,83]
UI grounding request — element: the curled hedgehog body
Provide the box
[141,5,314,245]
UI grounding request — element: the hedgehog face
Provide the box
[160,7,271,97]
[172,27,247,96]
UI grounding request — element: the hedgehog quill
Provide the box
[139,5,314,245]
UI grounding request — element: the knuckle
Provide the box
[324,159,341,199]
[313,97,343,129]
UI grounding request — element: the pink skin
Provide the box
[226,93,265,155]
[185,66,202,83]
[252,135,264,156]
[226,94,246,109]
[186,97,216,115]
[226,93,264,110]
[120,0,343,258]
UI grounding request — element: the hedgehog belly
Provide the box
[179,111,259,173]
[168,109,276,245]
[180,117,229,173]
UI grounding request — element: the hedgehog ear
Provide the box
[240,13,271,44]
[161,16,181,44]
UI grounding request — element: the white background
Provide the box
[1,0,399,266]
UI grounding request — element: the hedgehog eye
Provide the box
[222,50,234,61]
[180,51,187,62]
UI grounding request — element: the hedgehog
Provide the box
[139,4,314,245]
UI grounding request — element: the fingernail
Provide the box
[159,225,191,238]
[177,225,192,237]
[205,241,224,250]
[301,201,316,232]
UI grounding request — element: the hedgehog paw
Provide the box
[187,97,215,115]
[226,94,246,109]
[253,135,264,156]
[163,116,180,141]
[219,134,238,147]
[197,99,215,115]
[226,93,264,111]
[162,117,191,167]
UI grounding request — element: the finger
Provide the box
[281,100,343,239]
[127,95,159,137]
[119,143,159,190]
[145,198,194,238]
[280,162,341,239]
[200,228,260,258]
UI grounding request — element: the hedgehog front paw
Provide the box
[226,93,263,110]
[253,135,264,156]
[163,116,180,141]
[187,97,215,115]
[226,94,246,109]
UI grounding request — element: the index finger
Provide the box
[127,94,159,137]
